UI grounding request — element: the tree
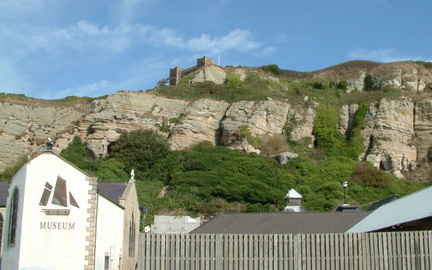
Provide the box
[363,74,374,91]
[97,158,129,182]
[60,136,96,171]
[108,129,170,177]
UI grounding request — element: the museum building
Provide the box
[0,149,140,270]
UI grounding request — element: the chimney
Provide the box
[46,137,53,151]
[283,189,307,212]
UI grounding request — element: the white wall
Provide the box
[1,161,27,269]
[151,215,201,234]
[95,195,124,270]
[2,152,91,270]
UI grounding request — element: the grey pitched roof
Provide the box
[0,181,9,207]
[97,182,127,205]
[367,194,400,211]
[191,212,370,234]
[347,185,432,233]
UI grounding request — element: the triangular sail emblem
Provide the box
[39,176,79,208]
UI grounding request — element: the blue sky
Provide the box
[1,0,431,100]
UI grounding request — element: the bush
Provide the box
[363,74,375,91]
[352,162,391,189]
[108,129,170,177]
[97,158,129,182]
[259,134,290,156]
[313,105,344,149]
[60,136,99,172]
[261,64,282,75]
[337,81,348,90]
[0,156,27,181]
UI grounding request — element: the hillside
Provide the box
[0,60,431,219]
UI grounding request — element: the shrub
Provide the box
[261,64,282,75]
[60,136,99,172]
[351,162,391,189]
[0,156,27,181]
[108,129,170,177]
[259,134,290,156]
[313,105,344,149]
[363,74,375,91]
[337,81,348,90]
[97,158,129,182]
[226,72,242,90]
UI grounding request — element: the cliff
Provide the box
[0,61,431,180]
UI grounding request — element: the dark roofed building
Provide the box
[0,182,8,207]
[191,212,370,234]
[97,182,128,206]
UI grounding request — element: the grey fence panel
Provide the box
[138,231,432,270]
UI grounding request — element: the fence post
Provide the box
[216,234,222,270]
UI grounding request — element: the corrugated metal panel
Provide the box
[347,185,432,233]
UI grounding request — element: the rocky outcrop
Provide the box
[169,99,230,150]
[0,62,431,179]
[0,102,85,169]
[359,98,418,177]
[370,62,432,92]
[190,66,227,85]
[415,100,432,161]
[220,98,290,153]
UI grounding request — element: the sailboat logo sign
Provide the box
[39,176,80,209]
[39,176,79,230]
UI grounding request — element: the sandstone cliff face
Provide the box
[0,102,84,169]
[0,62,431,179]
[361,98,417,177]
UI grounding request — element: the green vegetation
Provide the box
[60,136,101,172]
[363,74,375,91]
[0,156,27,181]
[312,104,368,160]
[413,61,432,69]
[261,64,282,75]
[0,61,430,224]
[108,129,171,179]
[30,130,422,224]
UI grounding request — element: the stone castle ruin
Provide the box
[169,56,214,86]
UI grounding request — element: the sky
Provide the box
[1,0,431,100]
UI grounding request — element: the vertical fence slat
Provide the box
[138,231,432,270]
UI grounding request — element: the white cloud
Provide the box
[1,21,265,57]
[347,48,432,63]
[53,80,112,99]
[182,29,261,53]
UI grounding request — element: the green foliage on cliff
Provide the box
[140,142,422,217]
[261,64,282,75]
[2,123,425,223]
[312,104,368,160]
[60,136,100,172]
[108,129,171,179]
[53,130,417,219]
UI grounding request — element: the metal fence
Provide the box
[138,231,432,270]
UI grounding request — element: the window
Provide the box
[128,213,136,257]
[0,213,3,251]
[8,187,19,244]
[104,255,109,270]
